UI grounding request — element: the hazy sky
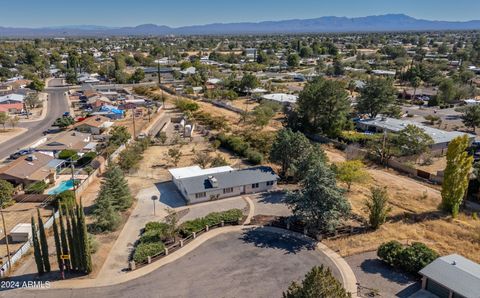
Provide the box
[2,0,480,27]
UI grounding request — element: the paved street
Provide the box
[0,78,70,160]
[5,228,341,298]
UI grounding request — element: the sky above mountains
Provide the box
[2,0,480,28]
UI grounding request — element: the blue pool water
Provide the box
[48,179,75,195]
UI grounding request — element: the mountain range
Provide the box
[1,14,480,37]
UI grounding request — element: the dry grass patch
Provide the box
[322,146,480,262]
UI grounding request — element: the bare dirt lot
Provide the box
[323,146,480,263]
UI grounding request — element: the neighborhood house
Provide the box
[418,254,480,298]
[169,165,279,204]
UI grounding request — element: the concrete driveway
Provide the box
[8,227,342,298]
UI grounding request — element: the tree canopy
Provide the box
[356,77,397,119]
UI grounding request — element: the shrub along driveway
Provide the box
[9,227,343,298]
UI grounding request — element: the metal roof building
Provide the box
[418,254,480,298]
[357,117,475,150]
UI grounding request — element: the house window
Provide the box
[267,181,274,186]
[195,192,206,199]
[252,183,259,189]
[223,187,233,194]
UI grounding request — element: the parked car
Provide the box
[9,148,34,160]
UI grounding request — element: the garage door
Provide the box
[426,279,450,298]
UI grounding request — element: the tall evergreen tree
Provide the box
[286,158,351,232]
[59,208,71,271]
[93,191,121,232]
[52,211,63,271]
[79,203,92,273]
[295,77,350,137]
[269,128,313,178]
[70,208,81,272]
[100,165,132,211]
[75,204,85,272]
[441,135,474,217]
[37,209,50,272]
[31,216,44,275]
[65,209,77,271]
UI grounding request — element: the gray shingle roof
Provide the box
[419,254,480,298]
[178,166,278,195]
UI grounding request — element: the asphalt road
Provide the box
[4,228,341,298]
[0,79,70,160]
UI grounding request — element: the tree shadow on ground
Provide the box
[360,258,419,286]
[240,226,315,254]
[387,210,446,225]
[256,191,287,205]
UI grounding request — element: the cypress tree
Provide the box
[31,216,44,275]
[74,205,85,272]
[59,207,71,271]
[79,203,92,273]
[66,208,77,271]
[52,211,63,272]
[37,209,50,273]
[70,208,82,271]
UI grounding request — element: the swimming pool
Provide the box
[47,179,76,195]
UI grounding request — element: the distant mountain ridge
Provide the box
[1,14,480,37]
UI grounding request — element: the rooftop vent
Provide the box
[26,155,37,162]
[208,175,219,188]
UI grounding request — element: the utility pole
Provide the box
[0,207,11,274]
[157,60,161,86]
[132,106,136,139]
[71,159,76,191]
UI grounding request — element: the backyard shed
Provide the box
[10,223,32,243]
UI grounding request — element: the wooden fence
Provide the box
[131,220,240,270]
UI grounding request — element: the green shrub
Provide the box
[56,190,76,210]
[377,241,439,274]
[140,222,170,243]
[140,229,165,243]
[77,152,97,166]
[25,181,48,194]
[245,149,263,165]
[145,221,169,232]
[133,242,165,263]
[58,149,78,160]
[88,233,99,254]
[377,240,403,267]
[217,133,264,165]
[398,242,439,274]
[179,209,243,237]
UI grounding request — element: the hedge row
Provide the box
[216,133,263,164]
[140,222,170,243]
[133,242,165,263]
[179,209,243,237]
[377,241,439,274]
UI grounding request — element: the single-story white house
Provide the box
[262,93,298,105]
[169,165,279,204]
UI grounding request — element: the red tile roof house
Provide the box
[0,93,25,114]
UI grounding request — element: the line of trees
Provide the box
[32,202,92,275]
